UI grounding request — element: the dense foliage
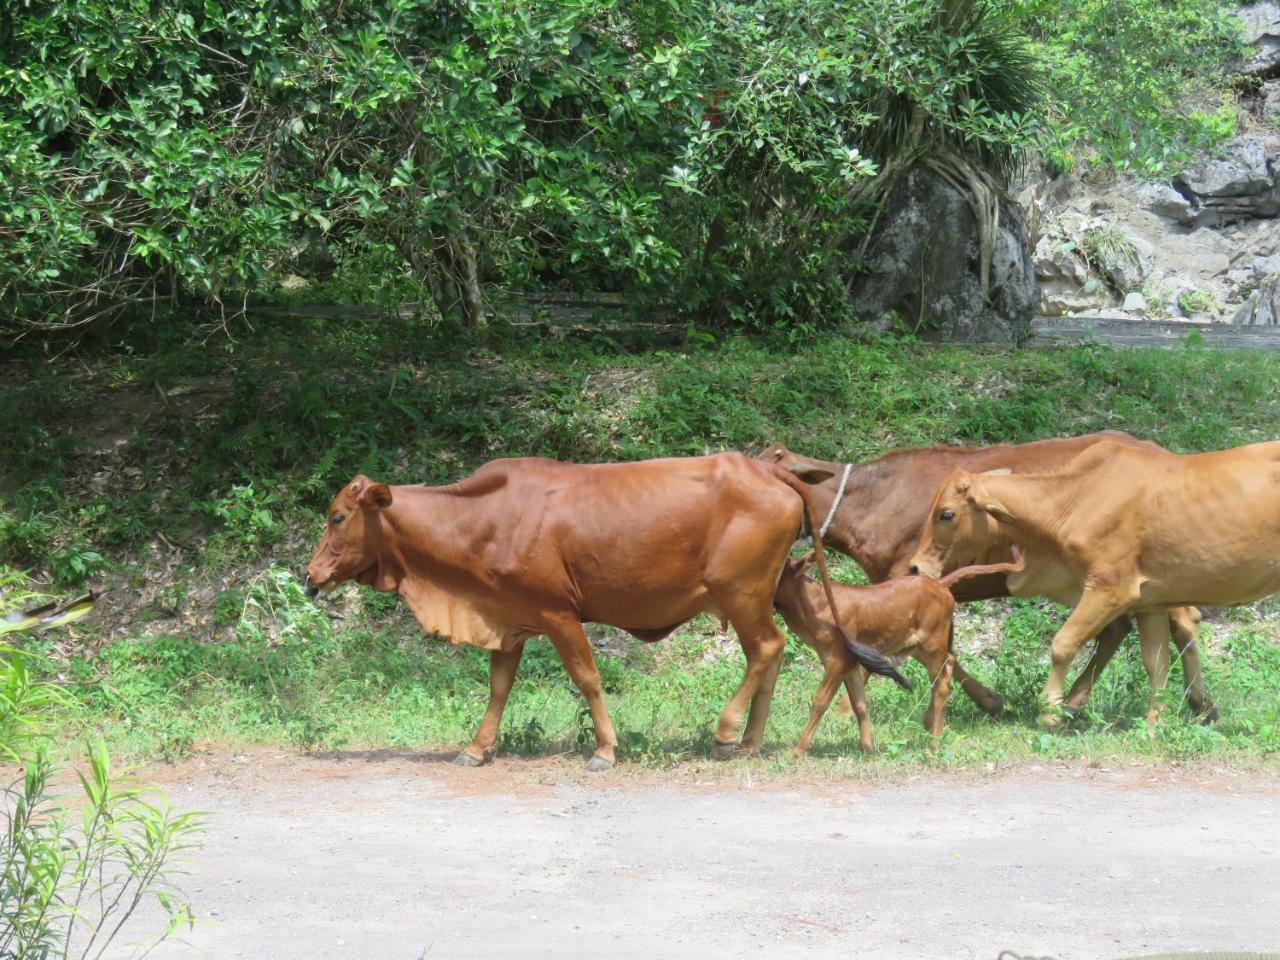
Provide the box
[0,0,1239,334]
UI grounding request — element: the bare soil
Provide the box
[108,751,1280,960]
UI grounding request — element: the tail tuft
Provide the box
[841,629,912,691]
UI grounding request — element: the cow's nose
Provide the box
[908,564,919,575]
[302,572,319,599]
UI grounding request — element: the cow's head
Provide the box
[773,551,818,613]
[908,468,1011,578]
[304,475,396,598]
[756,443,835,484]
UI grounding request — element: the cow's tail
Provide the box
[769,466,912,691]
[936,545,1026,593]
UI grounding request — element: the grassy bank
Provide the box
[3,317,1280,769]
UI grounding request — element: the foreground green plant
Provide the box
[1,582,201,958]
[1,744,200,960]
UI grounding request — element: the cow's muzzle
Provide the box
[302,572,319,600]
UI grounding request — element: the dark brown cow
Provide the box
[304,455,908,770]
[757,434,1215,720]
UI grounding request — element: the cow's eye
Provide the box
[939,510,955,522]
[331,514,345,526]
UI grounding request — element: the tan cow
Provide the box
[758,435,1214,720]
[907,438,1279,728]
[304,455,908,770]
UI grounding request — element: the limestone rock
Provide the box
[1237,2,1280,77]
[1171,135,1280,226]
[1123,292,1149,315]
[1133,181,1196,224]
[849,167,1037,344]
[1233,274,1280,324]
[1262,80,1280,122]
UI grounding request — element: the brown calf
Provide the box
[774,551,1024,755]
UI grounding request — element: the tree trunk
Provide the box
[420,228,486,329]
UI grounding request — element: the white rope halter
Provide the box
[798,462,852,545]
[820,463,853,539]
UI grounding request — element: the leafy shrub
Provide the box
[1023,0,1242,176]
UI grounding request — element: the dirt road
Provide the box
[119,752,1280,960]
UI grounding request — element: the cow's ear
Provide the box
[360,483,393,509]
[797,551,818,575]
[981,498,1017,525]
[790,462,835,484]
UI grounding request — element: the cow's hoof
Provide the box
[984,693,1005,718]
[1196,704,1220,725]
[585,755,614,773]
[711,740,739,761]
[454,751,485,768]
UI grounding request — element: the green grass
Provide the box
[4,316,1280,770]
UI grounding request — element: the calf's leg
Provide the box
[547,620,619,771]
[918,645,955,742]
[843,668,874,753]
[457,642,526,766]
[793,654,849,758]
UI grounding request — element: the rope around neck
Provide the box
[819,463,853,540]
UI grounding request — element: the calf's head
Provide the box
[908,468,1008,578]
[304,475,395,598]
[773,553,819,617]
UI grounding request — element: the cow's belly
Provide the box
[580,586,716,633]
[1139,559,1280,609]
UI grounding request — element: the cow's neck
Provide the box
[977,473,1076,552]
[823,461,924,582]
[380,485,494,598]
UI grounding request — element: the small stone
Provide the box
[1122,292,1148,315]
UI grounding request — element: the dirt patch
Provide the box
[105,751,1280,960]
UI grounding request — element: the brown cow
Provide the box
[303,455,908,770]
[757,435,1215,720]
[774,550,1026,756]
[907,438,1280,728]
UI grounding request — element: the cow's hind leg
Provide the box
[1170,606,1217,722]
[546,619,619,771]
[457,642,526,766]
[1137,610,1172,735]
[713,606,787,759]
[952,661,1003,717]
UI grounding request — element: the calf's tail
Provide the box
[770,466,912,691]
[937,545,1026,592]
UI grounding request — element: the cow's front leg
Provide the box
[457,642,526,767]
[1043,589,1126,728]
[547,621,618,771]
[1062,615,1128,713]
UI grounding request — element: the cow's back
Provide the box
[477,453,803,629]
